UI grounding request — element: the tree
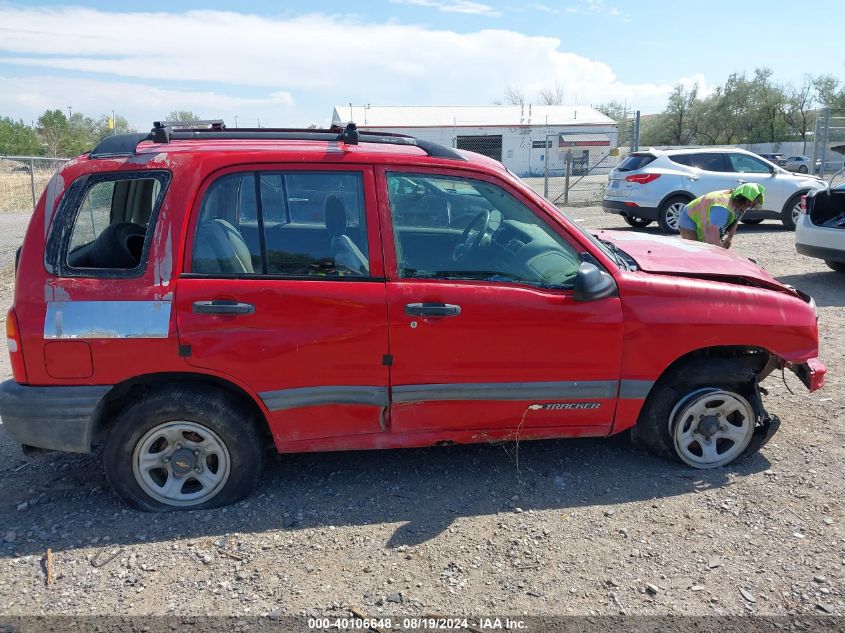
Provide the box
[0,117,40,155]
[539,83,564,106]
[493,88,525,106]
[37,109,68,157]
[783,76,816,144]
[58,112,98,157]
[664,84,698,145]
[596,101,634,145]
[94,114,134,141]
[166,110,202,122]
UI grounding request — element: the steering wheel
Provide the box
[452,210,490,262]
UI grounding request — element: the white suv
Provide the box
[603,147,826,233]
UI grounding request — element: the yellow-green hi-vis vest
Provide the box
[685,190,737,241]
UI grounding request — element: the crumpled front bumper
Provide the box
[789,357,826,393]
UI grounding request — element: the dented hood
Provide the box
[598,230,793,292]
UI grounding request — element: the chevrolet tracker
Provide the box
[0,123,826,510]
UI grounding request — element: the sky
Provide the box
[0,0,843,131]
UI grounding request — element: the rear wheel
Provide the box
[798,165,808,174]
[104,384,266,511]
[826,260,845,273]
[657,196,688,234]
[631,358,764,468]
[781,193,805,230]
[623,216,652,228]
[741,218,764,225]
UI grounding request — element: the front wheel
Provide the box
[657,196,688,234]
[104,384,266,511]
[623,216,652,228]
[781,193,804,230]
[798,165,808,174]
[631,359,765,469]
[826,260,845,273]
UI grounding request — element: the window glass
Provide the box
[66,176,162,270]
[729,153,771,174]
[668,154,692,166]
[690,153,728,172]
[387,173,580,288]
[192,171,369,277]
[616,154,655,171]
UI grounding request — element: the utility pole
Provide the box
[234,115,238,128]
[67,106,72,119]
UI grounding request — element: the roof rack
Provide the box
[89,122,466,161]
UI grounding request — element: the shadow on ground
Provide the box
[0,431,770,557]
[777,271,845,308]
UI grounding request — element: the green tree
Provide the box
[37,109,69,157]
[0,117,40,155]
[596,101,634,145]
[94,114,135,140]
[166,110,202,123]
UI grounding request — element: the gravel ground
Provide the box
[0,207,843,621]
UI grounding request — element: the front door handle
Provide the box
[404,302,461,317]
[192,300,255,315]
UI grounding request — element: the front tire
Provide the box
[781,192,805,230]
[631,359,764,468]
[657,196,688,234]
[799,165,808,174]
[104,384,266,511]
[623,216,652,228]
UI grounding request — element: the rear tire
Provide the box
[781,193,805,231]
[631,358,764,468]
[799,165,808,174]
[826,260,845,273]
[657,196,688,234]
[623,216,652,228]
[104,384,266,511]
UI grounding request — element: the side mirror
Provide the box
[573,262,618,302]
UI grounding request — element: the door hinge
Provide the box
[382,354,393,367]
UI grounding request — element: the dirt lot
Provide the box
[0,207,843,621]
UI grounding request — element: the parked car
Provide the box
[0,123,826,510]
[757,152,786,166]
[795,183,845,272]
[784,156,812,174]
[603,147,826,232]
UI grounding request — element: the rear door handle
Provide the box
[738,179,748,183]
[404,302,461,317]
[192,300,255,315]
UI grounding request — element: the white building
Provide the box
[331,105,618,177]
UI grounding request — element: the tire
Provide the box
[623,216,652,228]
[826,260,845,273]
[781,192,805,231]
[799,165,808,174]
[740,218,764,225]
[657,195,689,234]
[631,358,765,469]
[104,384,266,511]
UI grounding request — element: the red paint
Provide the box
[7,135,826,458]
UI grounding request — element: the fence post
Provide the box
[543,139,550,198]
[810,115,820,175]
[29,158,36,208]
[564,150,572,205]
[820,107,831,179]
[632,111,641,152]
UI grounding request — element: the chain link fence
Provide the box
[811,108,845,182]
[0,155,69,214]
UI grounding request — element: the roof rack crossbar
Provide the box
[90,122,466,161]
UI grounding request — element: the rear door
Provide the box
[379,167,624,437]
[176,165,390,445]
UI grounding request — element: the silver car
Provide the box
[784,155,812,174]
[795,184,845,272]
[603,147,826,233]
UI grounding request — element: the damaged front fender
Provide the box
[788,357,826,392]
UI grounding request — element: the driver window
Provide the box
[387,172,581,288]
[729,154,771,174]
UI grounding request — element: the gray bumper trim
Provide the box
[0,381,110,453]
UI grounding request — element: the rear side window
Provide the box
[616,154,655,171]
[50,172,170,277]
[689,153,730,172]
[668,154,693,166]
[192,170,369,277]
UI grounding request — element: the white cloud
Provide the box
[0,6,683,125]
[389,0,501,16]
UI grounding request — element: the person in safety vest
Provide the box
[677,183,765,249]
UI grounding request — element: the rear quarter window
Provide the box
[616,155,656,172]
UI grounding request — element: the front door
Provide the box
[176,165,389,446]
[726,152,783,212]
[379,168,624,437]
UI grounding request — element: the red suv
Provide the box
[0,123,826,510]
